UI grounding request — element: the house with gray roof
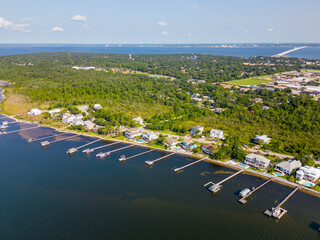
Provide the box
[244,153,270,170]
[275,160,302,175]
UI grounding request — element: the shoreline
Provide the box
[1,113,320,199]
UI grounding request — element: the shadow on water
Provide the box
[309,222,320,232]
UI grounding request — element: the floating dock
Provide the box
[145,153,176,166]
[119,149,156,162]
[0,126,40,135]
[173,158,207,173]
[67,139,101,154]
[238,179,273,204]
[83,142,120,153]
[96,144,135,158]
[204,169,245,193]
[27,132,69,143]
[40,135,78,147]
[264,186,300,219]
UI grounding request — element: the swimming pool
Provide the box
[273,172,281,176]
[240,163,247,168]
[173,148,181,151]
[136,140,144,143]
[300,181,314,187]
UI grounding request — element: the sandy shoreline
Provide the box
[1,113,320,199]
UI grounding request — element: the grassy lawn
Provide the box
[302,69,320,72]
[226,75,273,86]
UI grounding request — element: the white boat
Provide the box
[27,138,34,142]
[0,125,8,129]
[119,155,126,161]
[96,152,110,158]
[83,148,93,154]
[272,208,281,218]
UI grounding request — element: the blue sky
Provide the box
[0,0,319,44]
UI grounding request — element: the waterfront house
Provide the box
[191,125,204,135]
[142,131,158,142]
[181,139,197,150]
[210,129,224,139]
[61,113,75,124]
[296,166,320,183]
[124,129,142,139]
[27,108,42,115]
[275,160,302,175]
[165,137,179,148]
[254,135,271,144]
[70,118,84,126]
[244,153,270,170]
[201,144,215,155]
[84,120,95,130]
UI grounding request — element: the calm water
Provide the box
[0,44,320,59]
[0,116,319,239]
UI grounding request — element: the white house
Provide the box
[48,108,60,115]
[70,118,84,126]
[142,132,158,142]
[165,137,179,148]
[275,160,302,175]
[210,129,224,139]
[124,129,142,139]
[296,166,320,183]
[254,135,271,144]
[84,120,95,130]
[94,104,102,110]
[133,117,144,125]
[27,108,42,115]
[244,153,270,170]
[191,125,204,135]
[61,113,75,124]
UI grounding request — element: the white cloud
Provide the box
[82,24,89,30]
[51,26,64,32]
[71,15,86,22]
[267,27,274,32]
[187,33,192,37]
[157,21,167,27]
[162,31,168,35]
[0,17,31,32]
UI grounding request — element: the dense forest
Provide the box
[0,52,320,160]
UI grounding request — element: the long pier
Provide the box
[264,186,300,219]
[272,46,307,57]
[145,153,176,166]
[204,169,245,193]
[84,142,120,153]
[105,144,135,155]
[119,149,156,162]
[27,132,69,143]
[173,158,207,173]
[41,135,78,146]
[67,139,101,154]
[0,126,40,135]
[238,179,273,204]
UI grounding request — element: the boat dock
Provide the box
[83,142,120,153]
[0,126,40,135]
[98,144,135,157]
[145,153,176,166]
[119,149,156,162]
[41,135,78,147]
[27,132,69,143]
[264,186,300,219]
[173,158,207,173]
[238,179,273,204]
[67,139,101,154]
[204,169,245,193]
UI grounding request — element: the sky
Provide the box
[0,0,319,44]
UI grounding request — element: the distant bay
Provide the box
[0,44,320,59]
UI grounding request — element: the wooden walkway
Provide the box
[173,158,207,172]
[119,149,156,162]
[41,135,78,146]
[218,169,245,185]
[28,132,69,142]
[0,126,40,135]
[238,179,273,204]
[86,142,120,152]
[145,153,176,166]
[104,144,135,155]
[67,139,101,154]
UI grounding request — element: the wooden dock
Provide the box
[145,153,176,166]
[204,169,245,193]
[67,139,101,154]
[119,149,156,162]
[238,179,273,204]
[103,144,135,156]
[41,135,78,147]
[27,132,69,143]
[83,142,120,153]
[173,158,207,173]
[0,126,40,135]
[264,186,300,219]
